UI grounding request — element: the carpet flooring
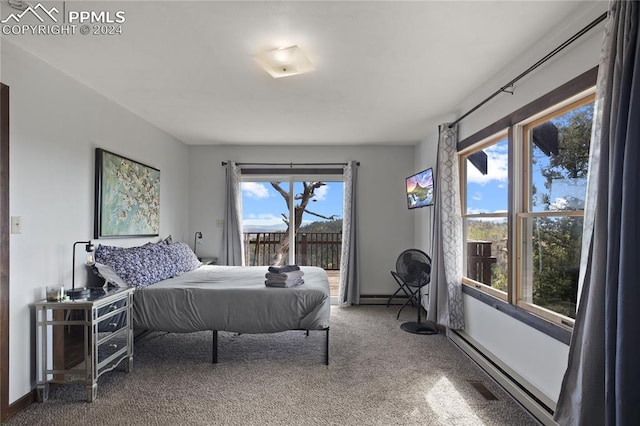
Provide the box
[7,305,539,425]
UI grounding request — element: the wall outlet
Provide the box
[11,216,22,234]
[216,219,224,228]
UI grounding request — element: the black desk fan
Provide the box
[393,249,438,335]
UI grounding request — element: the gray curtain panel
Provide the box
[555,1,640,424]
[220,161,244,266]
[339,160,359,306]
[427,124,464,330]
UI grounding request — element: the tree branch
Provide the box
[302,209,337,221]
[270,182,290,201]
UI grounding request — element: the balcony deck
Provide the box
[244,231,341,297]
[327,270,339,297]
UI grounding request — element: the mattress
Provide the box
[132,265,330,334]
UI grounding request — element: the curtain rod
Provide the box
[221,161,360,166]
[449,11,607,129]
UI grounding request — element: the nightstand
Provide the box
[199,257,218,265]
[34,286,134,402]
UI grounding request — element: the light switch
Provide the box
[216,219,224,228]
[11,216,22,234]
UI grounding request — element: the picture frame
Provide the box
[94,148,160,238]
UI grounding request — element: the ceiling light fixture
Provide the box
[252,45,315,79]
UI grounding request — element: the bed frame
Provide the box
[94,241,332,365]
[128,265,331,365]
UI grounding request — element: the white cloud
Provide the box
[550,197,568,211]
[466,143,508,185]
[471,192,482,201]
[246,213,281,221]
[241,182,270,199]
[313,185,329,201]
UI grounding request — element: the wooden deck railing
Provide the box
[466,241,497,286]
[243,232,342,270]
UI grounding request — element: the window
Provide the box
[459,90,595,329]
[460,134,509,301]
[517,95,594,322]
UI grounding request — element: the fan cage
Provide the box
[396,249,431,287]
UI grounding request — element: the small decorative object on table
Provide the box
[46,285,65,301]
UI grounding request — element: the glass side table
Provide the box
[34,286,134,402]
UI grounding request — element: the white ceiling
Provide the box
[3,1,596,145]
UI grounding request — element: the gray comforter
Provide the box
[132,265,330,334]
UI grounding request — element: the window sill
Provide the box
[462,277,507,301]
[461,284,572,345]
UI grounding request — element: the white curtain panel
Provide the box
[220,161,244,266]
[339,160,359,306]
[427,124,464,330]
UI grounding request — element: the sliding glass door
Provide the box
[241,176,343,296]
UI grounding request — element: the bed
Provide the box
[92,241,331,364]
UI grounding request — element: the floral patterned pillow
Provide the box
[99,244,169,288]
[166,242,202,274]
[94,243,125,261]
[93,241,201,288]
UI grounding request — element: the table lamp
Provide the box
[194,231,202,259]
[67,240,95,297]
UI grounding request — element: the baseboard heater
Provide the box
[448,329,558,426]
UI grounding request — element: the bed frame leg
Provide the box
[325,328,330,366]
[212,330,218,364]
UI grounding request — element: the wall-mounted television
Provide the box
[406,168,434,209]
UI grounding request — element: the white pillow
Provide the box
[94,262,128,287]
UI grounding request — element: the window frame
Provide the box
[459,132,510,302]
[457,67,598,337]
[240,171,344,266]
[514,93,595,327]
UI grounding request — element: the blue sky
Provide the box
[465,139,509,215]
[241,181,344,230]
[465,139,584,215]
[466,102,592,216]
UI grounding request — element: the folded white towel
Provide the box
[265,278,304,288]
[265,270,304,281]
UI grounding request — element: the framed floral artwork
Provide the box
[94,148,160,238]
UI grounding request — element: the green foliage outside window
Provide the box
[528,103,593,319]
[463,100,593,321]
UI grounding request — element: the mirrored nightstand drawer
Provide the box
[97,311,127,333]
[96,297,128,318]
